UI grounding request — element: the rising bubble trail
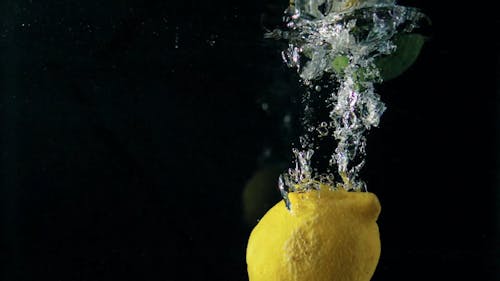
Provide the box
[272,0,427,208]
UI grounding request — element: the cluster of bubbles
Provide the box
[270,0,426,208]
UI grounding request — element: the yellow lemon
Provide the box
[246,187,381,281]
[242,165,284,227]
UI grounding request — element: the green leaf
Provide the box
[331,55,349,74]
[375,34,426,81]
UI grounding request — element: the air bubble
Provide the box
[277,0,426,199]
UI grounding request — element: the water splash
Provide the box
[271,0,426,208]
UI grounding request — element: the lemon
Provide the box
[246,187,381,281]
[242,165,284,227]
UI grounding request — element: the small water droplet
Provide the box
[283,114,292,124]
[316,126,329,137]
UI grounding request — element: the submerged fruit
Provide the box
[246,187,381,281]
[242,165,285,227]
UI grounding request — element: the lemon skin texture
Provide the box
[246,188,381,281]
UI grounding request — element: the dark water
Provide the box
[1,0,498,280]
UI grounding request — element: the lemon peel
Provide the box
[246,187,381,281]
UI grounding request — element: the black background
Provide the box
[1,0,498,280]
